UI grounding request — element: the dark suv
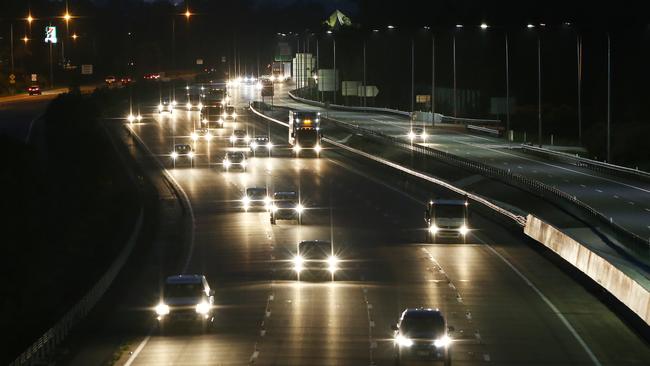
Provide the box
[392,308,453,365]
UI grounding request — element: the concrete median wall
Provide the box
[524,214,650,326]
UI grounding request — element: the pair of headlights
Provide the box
[395,334,451,348]
[269,203,304,213]
[292,144,322,153]
[242,196,272,208]
[230,135,251,143]
[250,142,273,150]
[429,224,469,236]
[155,302,211,316]
[171,151,194,159]
[292,255,339,273]
[223,160,247,168]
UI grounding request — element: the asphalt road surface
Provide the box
[61,86,650,366]
[267,82,650,240]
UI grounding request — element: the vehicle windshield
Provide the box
[298,241,331,259]
[175,145,191,153]
[227,153,244,162]
[164,282,203,298]
[402,315,445,337]
[296,129,318,146]
[435,204,465,219]
[247,188,267,199]
[226,106,235,113]
[234,130,246,137]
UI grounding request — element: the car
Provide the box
[190,127,213,142]
[105,75,116,84]
[222,151,247,171]
[270,191,303,224]
[120,76,133,86]
[229,129,251,147]
[291,240,339,281]
[27,85,41,95]
[158,98,176,114]
[241,187,271,211]
[392,308,453,366]
[200,105,224,129]
[409,127,428,142]
[249,135,273,155]
[143,73,160,80]
[171,144,195,167]
[222,105,237,120]
[154,274,215,329]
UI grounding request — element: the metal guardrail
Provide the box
[467,124,502,136]
[10,209,143,366]
[520,145,650,182]
[249,102,526,227]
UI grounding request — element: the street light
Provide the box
[72,33,78,40]
[184,9,192,19]
[480,23,489,29]
[26,14,34,25]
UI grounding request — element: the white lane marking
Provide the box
[483,353,491,362]
[25,114,44,143]
[628,201,635,205]
[123,334,151,366]
[645,208,650,212]
[595,189,603,193]
[580,184,587,188]
[128,125,196,273]
[478,238,602,366]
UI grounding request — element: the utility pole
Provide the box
[453,34,457,117]
[607,33,612,162]
[363,41,367,107]
[10,23,15,73]
[333,38,337,104]
[577,34,583,143]
[537,36,542,147]
[411,39,415,113]
[505,33,510,135]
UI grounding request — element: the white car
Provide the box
[154,275,215,329]
[222,151,247,171]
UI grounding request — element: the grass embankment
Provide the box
[0,90,139,364]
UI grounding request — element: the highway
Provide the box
[59,83,650,366]
[269,83,650,240]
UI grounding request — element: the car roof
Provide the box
[401,308,444,319]
[274,191,296,197]
[165,274,205,284]
[234,129,246,134]
[430,199,467,206]
[175,144,191,148]
[226,151,244,156]
[247,187,267,192]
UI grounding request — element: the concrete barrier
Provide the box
[524,214,650,326]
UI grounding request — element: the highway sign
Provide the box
[31,74,38,82]
[342,81,360,96]
[81,64,93,75]
[416,95,431,103]
[44,26,58,44]
[358,85,379,97]
[196,58,204,65]
[9,74,16,84]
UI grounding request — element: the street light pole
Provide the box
[10,23,15,74]
[411,39,415,113]
[577,34,583,143]
[453,34,457,117]
[505,33,510,135]
[537,35,542,147]
[363,41,367,107]
[607,33,611,162]
[333,38,337,104]
[432,34,435,120]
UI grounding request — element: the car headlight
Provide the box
[250,142,258,150]
[233,112,238,118]
[155,303,170,316]
[188,151,194,159]
[186,102,192,109]
[241,160,248,167]
[395,334,413,347]
[222,113,227,118]
[136,115,143,122]
[223,160,231,168]
[266,142,273,150]
[195,301,210,315]
[202,118,208,123]
[172,100,177,106]
[229,135,237,143]
[433,335,451,348]
[314,144,322,153]
[459,224,469,236]
[327,256,339,273]
[198,103,203,110]
[271,204,278,212]
[127,114,135,123]
[158,104,163,111]
[191,132,199,141]
[408,131,416,141]
[171,152,178,159]
[421,131,428,141]
[205,133,213,141]
[244,135,251,143]
[293,145,302,153]
[293,255,304,272]
[429,224,439,234]
[295,203,304,214]
[242,196,250,206]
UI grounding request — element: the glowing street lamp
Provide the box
[184,9,192,19]
[22,36,29,44]
[63,12,72,23]
[26,14,34,24]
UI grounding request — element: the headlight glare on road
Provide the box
[195,302,210,315]
[433,335,452,348]
[327,256,339,273]
[293,255,304,272]
[459,224,469,236]
[171,152,178,159]
[155,303,170,316]
[395,334,413,347]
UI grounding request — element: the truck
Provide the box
[272,61,291,81]
[424,199,469,243]
[288,110,322,157]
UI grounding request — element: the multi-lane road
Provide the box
[57,82,650,366]
[270,83,650,241]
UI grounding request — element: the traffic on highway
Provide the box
[3,1,650,366]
